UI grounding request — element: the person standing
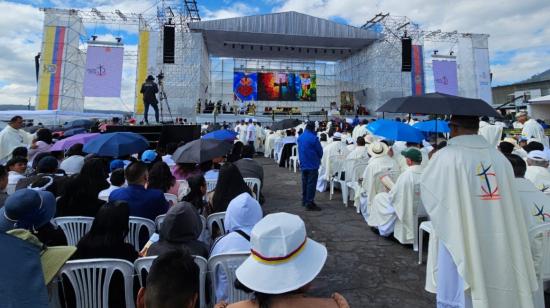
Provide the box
[517,112,548,148]
[245,119,256,153]
[140,75,160,124]
[0,116,34,164]
[421,115,537,307]
[297,122,323,211]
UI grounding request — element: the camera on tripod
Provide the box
[156,72,165,85]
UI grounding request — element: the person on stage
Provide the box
[140,75,160,124]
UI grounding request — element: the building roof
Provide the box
[189,11,381,61]
[522,68,550,84]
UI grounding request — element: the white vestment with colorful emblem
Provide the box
[478,121,503,148]
[525,166,550,193]
[522,119,548,148]
[421,134,537,308]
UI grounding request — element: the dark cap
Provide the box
[146,75,155,81]
[401,148,422,163]
[36,156,58,173]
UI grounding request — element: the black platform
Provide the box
[106,125,201,148]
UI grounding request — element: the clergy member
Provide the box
[356,141,400,220]
[367,148,424,243]
[517,112,548,148]
[0,116,34,164]
[478,116,503,148]
[346,136,369,160]
[316,132,350,192]
[525,150,550,193]
[421,115,537,308]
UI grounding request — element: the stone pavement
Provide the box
[258,157,436,307]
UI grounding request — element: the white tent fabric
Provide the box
[0,110,124,126]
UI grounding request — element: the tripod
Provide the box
[158,79,174,123]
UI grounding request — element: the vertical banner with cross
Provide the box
[83,45,124,97]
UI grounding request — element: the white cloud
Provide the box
[201,2,261,20]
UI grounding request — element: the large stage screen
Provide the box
[234,71,316,101]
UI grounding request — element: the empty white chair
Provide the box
[412,183,428,252]
[418,221,433,264]
[206,179,217,192]
[52,216,94,246]
[59,258,135,308]
[288,145,299,173]
[243,178,261,201]
[207,252,251,304]
[164,193,178,205]
[198,215,210,245]
[134,255,208,308]
[207,212,226,237]
[127,217,156,252]
[154,214,166,231]
[345,161,369,208]
[98,194,109,202]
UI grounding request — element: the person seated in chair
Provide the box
[234,145,264,203]
[367,148,424,243]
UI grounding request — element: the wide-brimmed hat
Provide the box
[7,229,76,284]
[0,189,56,232]
[367,141,389,158]
[235,213,327,294]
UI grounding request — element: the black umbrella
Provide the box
[173,139,233,164]
[376,92,500,117]
[67,119,94,129]
[271,119,301,131]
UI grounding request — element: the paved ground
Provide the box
[258,157,436,307]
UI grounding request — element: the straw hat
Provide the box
[367,141,389,158]
[235,213,327,294]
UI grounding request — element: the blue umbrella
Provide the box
[367,119,425,143]
[202,129,238,141]
[83,132,149,157]
[413,120,450,133]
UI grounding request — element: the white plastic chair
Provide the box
[154,214,166,231]
[127,217,156,252]
[288,145,299,173]
[529,223,550,308]
[134,256,208,308]
[52,216,94,246]
[345,161,369,208]
[206,179,217,192]
[207,212,226,237]
[164,193,178,205]
[412,183,428,252]
[59,258,135,308]
[208,252,251,304]
[418,221,433,264]
[243,178,261,201]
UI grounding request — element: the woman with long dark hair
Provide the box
[211,163,251,213]
[172,162,201,180]
[148,161,178,194]
[183,174,207,214]
[56,158,110,217]
[227,142,244,163]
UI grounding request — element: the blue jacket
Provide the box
[297,130,323,170]
[109,184,169,221]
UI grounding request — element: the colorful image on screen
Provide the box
[234,71,316,101]
[233,72,258,101]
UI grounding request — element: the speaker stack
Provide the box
[401,37,412,72]
[163,24,175,64]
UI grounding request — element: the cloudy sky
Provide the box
[1,0,549,110]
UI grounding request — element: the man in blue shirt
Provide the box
[109,161,169,221]
[297,121,323,211]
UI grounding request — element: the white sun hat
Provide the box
[235,212,327,294]
[367,141,389,158]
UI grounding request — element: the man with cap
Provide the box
[367,148,424,243]
[525,150,550,192]
[0,115,34,164]
[517,112,548,148]
[421,115,537,307]
[316,132,350,192]
[141,149,159,165]
[140,75,160,124]
[478,116,503,148]
[297,122,323,211]
[356,141,400,220]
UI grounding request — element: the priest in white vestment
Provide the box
[525,150,550,193]
[346,136,369,160]
[316,133,349,192]
[421,115,537,308]
[517,112,549,148]
[368,148,423,243]
[356,141,400,220]
[254,123,266,153]
[0,116,34,164]
[478,116,503,148]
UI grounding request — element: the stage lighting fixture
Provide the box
[324,49,327,53]
[340,50,343,54]
[241,45,244,49]
[115,37,122,43]
[92,35,97,41]
[278,47,281,51]
[270,46,273,51]
[298,48,302,52]
[306,48,310,53]
[260,46,263,51]
[433,50,439,55]
[332,50,335,54]
[223,43,227,46]
[285,46,288,50]
[250,45,253,50]
[291,47,295,51]
[314,49,318,53]
[450,51,454,56]
[232,44,235,48]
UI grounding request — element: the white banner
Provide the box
[474,48,492,104]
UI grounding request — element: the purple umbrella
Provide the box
[50,133,100,151]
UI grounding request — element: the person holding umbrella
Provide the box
[422,115,537,307]
[297,122,323,211]
[140,75,160,124]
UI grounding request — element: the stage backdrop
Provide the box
[432,60,458,95]
[234,71,316,101]
[83,45,124,97]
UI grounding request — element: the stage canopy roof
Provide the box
[189,11,381,61]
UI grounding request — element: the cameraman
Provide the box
[140,75,159,124]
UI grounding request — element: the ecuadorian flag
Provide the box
[37,26,66,110]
